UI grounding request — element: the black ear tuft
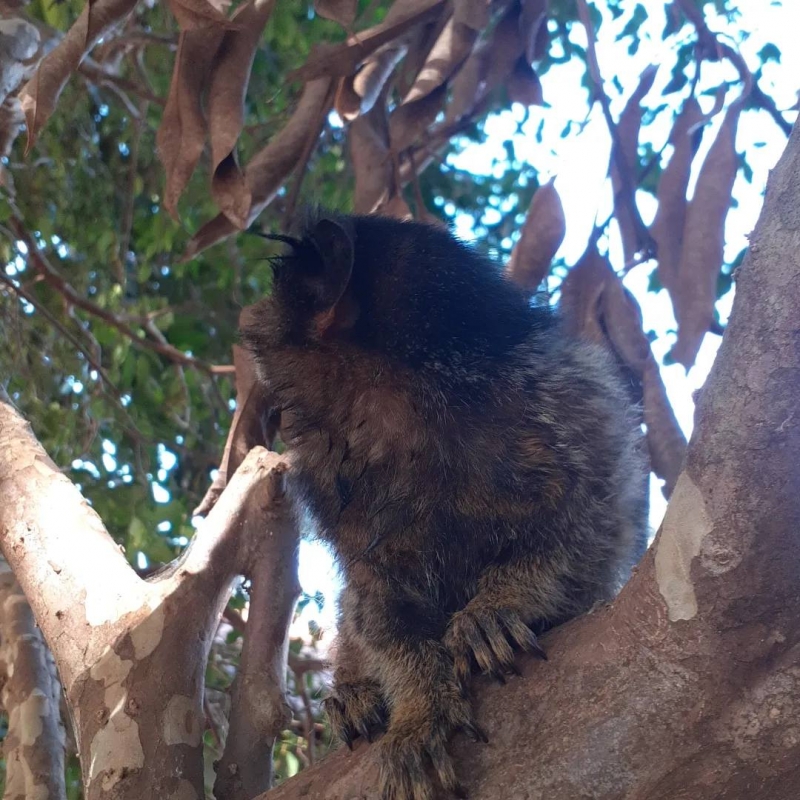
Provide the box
[304,216,354,309]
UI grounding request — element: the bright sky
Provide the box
[292,0,797,642]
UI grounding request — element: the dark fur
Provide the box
[241,212,648,800]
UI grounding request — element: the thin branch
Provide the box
[8,215,217,374]
[576,0,656,260]
[0,272,121,400]
[213,457,301,800]
[675,0,788,134]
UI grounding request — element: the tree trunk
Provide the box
[256,125,800,800]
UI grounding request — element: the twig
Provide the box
[281,81,337,228]
[0,273,120,400]
[675,0,787,134]
[576,0,656,260]
[295,675,317,765]
[8,215,216,374]
[117,99,148,284]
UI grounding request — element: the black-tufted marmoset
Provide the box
[241,211,648,800]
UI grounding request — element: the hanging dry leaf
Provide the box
[401,16,478,104]
[182,77,333,260]
[394,13,444,98]
[600,271,651,376]
[455,0,489,31]
[445,41,487,122]
[483,6,525,91]
[315,0,358,28]
[508,56,543,106]
[289,0,446,82]
[506,179,564,296]
[19,0,139,148]
[390,82,447,154]
[559,246,611,347]
[165,0,235,30]
[610,65,657,265]
[351,96,392,214]
[650,96,703,295]
[379,192,414,220]
[193,340,277,516]
[207,0,278,227]
[335,42,407,121]
[519,0,548,63]
[642,357,686,498]
[669,101,741,370]
[157,27,225,220]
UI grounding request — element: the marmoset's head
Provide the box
[241,211,549,372]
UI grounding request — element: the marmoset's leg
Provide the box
[444,558,558,689]
[324,586,388,748]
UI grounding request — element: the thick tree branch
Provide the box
[0,382,295,799]
[0,563,67,800]
[257,122,800,800]
[0,388,147,687]
[214,466,301,800]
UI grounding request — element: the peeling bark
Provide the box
[0,563,66,800]
[255,124,800,800]
[214,465,301,800]
[0,387,295,799]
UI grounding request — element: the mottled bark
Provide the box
[214,466,301,800]
[257,124,800,800]
[0,563,66,800]
[0,391,295,800]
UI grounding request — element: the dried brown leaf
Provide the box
[642,357,686,498]
[19,0,139,148]
[157,27,225,220]
[650,96,704,295]
[445,41,486,122]
[379,192,414,220]
[390,82,446,154]
[483,6,525,91]
[394,12,445,98]
[454,0,489,31]
[315,0,358,28]
[182,77,333,260]
[207,0,278,226]
[401,16,478,104]
[506,179,564,295]
[166,0,234,30]
[600,271,651,376]
[335,42,407,121]
[611,65,657,264]
[351,97,392,214]
[508,56,543,106]
[289,0,446,82]
[519,0,548,63]
[559,246,611,347]
[670,101,741,370]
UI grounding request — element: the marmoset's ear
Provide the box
[303,216,359,338]
[305,216,354,310]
